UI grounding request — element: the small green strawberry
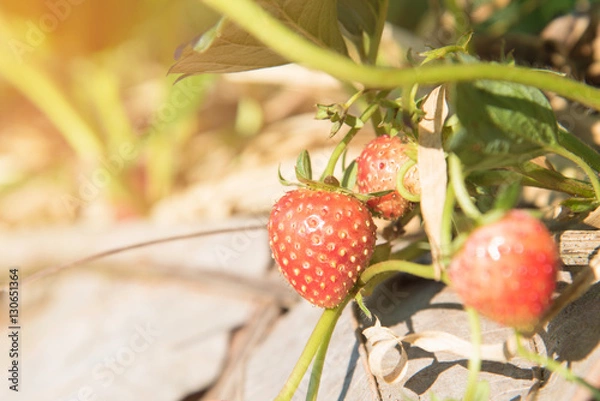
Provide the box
[356,135,420,220]
[268,189,377,308]
[448,210,560,332]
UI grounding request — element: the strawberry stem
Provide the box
[449,153,482,220]
[342,89,365,110]
[514,332,600,400]
[364,91,387,137]
[441,184,457,260]
[320,101,381,180]
[359,260,449,285]
[396,159,420,202]
[321,126,361,180]
[402,84,419,135]
[274,300,348,401]
[366,0,388,65]
[305,321,336,401]
[463,307,482,401]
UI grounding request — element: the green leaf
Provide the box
[315,103,338,120]
[171,0,347,75]
[475,0,582,36]
[337,0,379,57]
[278,165,294,186]
[367,189,395,198]
[337,0,378,37]
[330,120,343,136]
[295,150,313,181]
[561,198,599,214]
[451,79,559,169]
[343,114,364,129]
[491,180,522,212]
[341,160,358,190]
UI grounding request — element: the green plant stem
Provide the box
[343,90,365,110]
[441,184,457,259]
[321,127,360,180]
[367,0,389,64]
[274,303,347,401]
[201,0,600,111]
[364,91,387,136]
[449,154,482,220]
[320,102,380,180]
[402,84,419,131]
[305,323,335,401]
[389,239,428,262]
[463,307,482,401]
[515,333,600,401]
[396,159,420,202]
[557,127,600,173]
[359,260,448,285]
[552,146,600,202]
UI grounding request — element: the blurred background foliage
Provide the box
[0,0,597,228]
[0,0,223,225]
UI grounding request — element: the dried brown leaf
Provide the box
[418,85,449,278]
[363,320,409,384]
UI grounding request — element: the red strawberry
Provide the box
[356,135,420,220]
[268,189,377,308]
[448,210,560,331]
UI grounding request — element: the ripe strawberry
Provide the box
[448,210,560,331]
[356,135,420,220]
[268,189,377,308]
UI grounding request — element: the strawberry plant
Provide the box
[169,1,600,400]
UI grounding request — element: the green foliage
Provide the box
[337,0,379,38]
[176,2,600,401]
[562,197,600,213]
[171,0,347,75]
[337,0,380,59]
[341,160,358,190]
[451,78,558,169]
[475,0,586,35]
[386,0,429,31]
[491,181,522,213]
[295,150,313,181]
